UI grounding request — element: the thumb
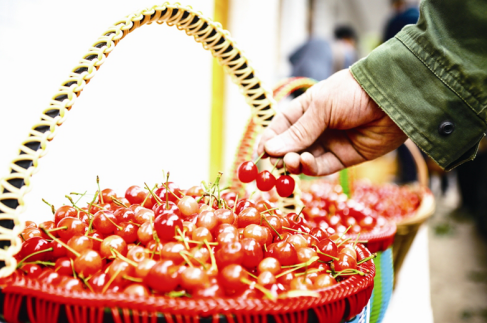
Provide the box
[264,102,325,156]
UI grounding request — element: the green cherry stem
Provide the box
[96,176,104,204]
[357,253,377,265]
[42,198,55,215]
[111,248,138,267]
[101,267,123,294]
[144,182,163,206]
[123,275,144,283]
[241,278,276,300]
[275,256,319,278]
[261,214,282,240]
[16,248,54,269]
[70,258,78,279]
[40,227,80,257]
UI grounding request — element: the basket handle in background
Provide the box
[0,3,277,278]
[403,139,429,188]
[228,77,317,212]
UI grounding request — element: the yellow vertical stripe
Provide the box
[210,0,229,181]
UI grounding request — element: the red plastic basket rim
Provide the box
[344,221,397,252]
[2,254,375,316]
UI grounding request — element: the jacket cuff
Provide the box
[350,35,486,170]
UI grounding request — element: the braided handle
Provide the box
[0,3,276,278]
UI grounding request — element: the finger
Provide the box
[283,152,302,174]
[265,100,325,156]
[301,151,345,176]
[257,92,311,156]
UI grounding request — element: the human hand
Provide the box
[258,69,408,176]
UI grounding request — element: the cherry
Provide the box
[314,274,337,289]
[193,283,225,298]
[255,200,274,214]
[310,228,329,241]
[74,249,103,277]
[178,196,199,217]
[237,161,258,183]
[161,242,185,264]
[145,260,179,293]
[91,272,108,293]
[240,238,263,269]
[296,247,318,263]
[258,271,277,286]
[257,257,281,275]
[234,199,255,215]
[290,276,313,291]
[21,228,42,240]
[146,241,163,260]
[187,246,210,266]
[183,221,195,237]
[196,211,218,233]
[134,208,154,225]
[54,257,73,276]
[277,272,295,287]
[216,231,238,245]
[115,222,138,243]
[265,241,298,266]
[114,208,135,223]
[154,211,183,242]
[25,221,37,228]
[38,221,55,239]
[180,267,210,292]
[243,225,268,246]
[20,263,42,279]
[219,264,248,292]
[99,188,117,204]
[56,217,87,241]
[19,237,51,262]
[334,253,357,272]
[215,241,244,268]
[237,207,260,228]
[107,258,134,284]
[287,234,309,250]
[59,277,84,292]
[137,222,154,245]
[100,235,127,258]
[54,205,78,225]
[154,202,181,217]
[38,268,63,285]
[135,258,156,279]
[314,238,338,263]
[215,224,238,237]
[151,183,182,205]
[186,185,205,198]
[67,235,93,259]
[276,175,295,197]
[93,210,119,235]
[127,246,146,263]
[256,171,276,192]
[125,185,147,205]
[49,240,67,259]
[214,209,235,225]
[339,245,357,260]
[123,283,149,297]
[262,215,282,238]
[192,227,213,242]
[87,231,104,251]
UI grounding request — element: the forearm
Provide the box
[351,0,487,170]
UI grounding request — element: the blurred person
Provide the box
[258,0,487,217]
[288,25,358,84]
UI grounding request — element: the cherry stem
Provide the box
[166,290,188,298]
[254,152,265,164]
[332,268,365,278]
[180,251,207,270]
[243,269,258,279]
[241,278,276,300]
[16,248,54,269]
[357,253,377,265]
[261,214,282,240]
[336,237,352,248]
[179,251,194,268]
[111,197,129,208]
[150,215,161,246]
[48,226,67,232]
[70,258,78,279]
[87,235,103,242]
[175,237,218,246]
[96,175,104,204]
[283,161,288,175]
[275,256,319,278]
[102,267,123,294]
[141,184,157,207]
[144,182,162,206]
[353,233,361,248]
[85,191,99,234]
[80,276,94,292]
[71,191,87,206]
[103,211,122,230]
[176,227,189,250]
[270,158,281,174]
[165,172,170,210]
[19,234,26,242]
[40,227,80,257]
[233,194,239,213]
[203,239,217,273]
[123,275,144,283]
[261,207,279,215]
[42,198,55,215]
[336,225,353,242]
[295,267,326,277]
[111,248,138,267]
[282,226,307,235]
[312,247,339,261]
[161,183,181,201]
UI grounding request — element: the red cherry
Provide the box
[54,257,73,276]
[20,237,51,262]
[334,253,357,272]
[237,161,258,183]
[315,238,338,262]
[237,207,261,228]
[67,235,93,259]
[265,241,297,266]
[161,242,185,264]
[57,217,87,241]
[38,268,63,285]
[243,225,268,246]
[154,211,183,242]
[219,264,248,292]
[49,240,67,259]
[193,283,226,298]
[154,202,181,217]
[256,171,276,192]
[100,235,127,258]
[135,259,156,279]
[20,263,42,279]
[214,209,236,225]
[107,258,134,284]
[136,222,154,246]
[314,274,337,289]
[196,211,218,233]
[74,249,103,277]
[93,210,119,235]
[125,185,147,205]
[215,241,244,268]
[114,222,138,244]
[123,283,149,297]
[54,205,78,225]
[177,196,199,217]
[114,208,135,223]
[134,208,154,225]
[145,260,179,293]
[59,276,84,292]
[257,257,281,275]
[276,175,295,197]
[234,199,256,215]
[180,267,210,292]
[241,238,263,269]
[21,228,42,240]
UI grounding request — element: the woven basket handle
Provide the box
[0,3,276,278]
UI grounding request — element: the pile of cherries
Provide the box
[300,181,421,234]
[237,158,295,197]
[14,176,374,300]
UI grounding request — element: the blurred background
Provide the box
[0,1,486,322]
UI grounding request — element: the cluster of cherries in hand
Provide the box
[14,174,373,300]
[237,156,295,197]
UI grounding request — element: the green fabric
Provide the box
[351,0,487,170]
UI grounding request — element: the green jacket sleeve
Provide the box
[350,0,487,170]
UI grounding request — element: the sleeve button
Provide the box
[439,121,454,136]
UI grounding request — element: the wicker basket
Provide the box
[0,4,376,323]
